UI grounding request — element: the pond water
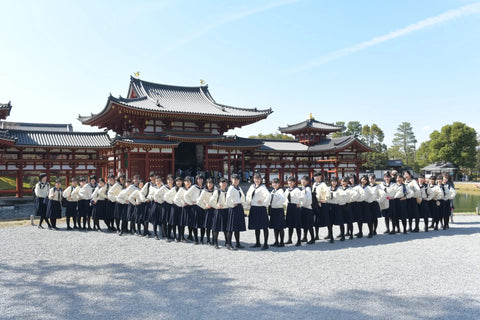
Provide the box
[453,191,480,212]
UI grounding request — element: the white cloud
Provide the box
[422,125,431,131]
[288,2,480,73]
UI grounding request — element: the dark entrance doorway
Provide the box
[175,142,197,176]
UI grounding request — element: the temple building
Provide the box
[1,77,372,197]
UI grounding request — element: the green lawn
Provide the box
[0,177,31,191]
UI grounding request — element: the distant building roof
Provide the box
[6,130,111,148]
[422,162,458,172]
[388,159,404,167]
[279,118,343,134]
[1,121,73,132]
[0,101,12,120]
[256,135,372,153]
[79,77,272,128]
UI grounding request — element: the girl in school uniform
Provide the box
[338,177,354,240]
[46,179,63,230]
[105,174,117,231]
[300,175,315,244]
[349,174,365,238]
[442,174,456,229]
[245,173,270,250]
[184,174,205,244]
[359,175,373,237]
[108,175,125,233]
[225,174,246,250]
[126,177,140,235]
[381,172,398,235]
[393,175,410,234]
[130,180,146,236]
[140,172,157,237]
[149,176,163,240]
[418,174,433,232]
[284,176,303,246]
[404,171,421,233]
[198,178,216,245]
[176,176,191,242]
[366,174,386,236]
[158,175,174,240]
[63,177,79,230]
[78,177,94,230]
[209,177,229,249]
[269,178,285,247]
[35,173,51,229]
[427,176,442,230]
[312,172,329,240]
[326,177,345,241]
[91,178,108,232]
[165,177,183,242]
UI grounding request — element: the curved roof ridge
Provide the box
[130,76,207,92]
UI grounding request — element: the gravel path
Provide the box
[1,216,480,320]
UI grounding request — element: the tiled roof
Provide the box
[0,121,73,132]
[257,135,371,153]
[279,119,343,133]
[80,77,272,123]
[210,136,264,148]
[114,137,179,147]
[422,162,458,171]
[0,101,12,120]
[259,139,308,152]
[6,130,112,148]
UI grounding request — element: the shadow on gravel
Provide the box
[0,260,478,320]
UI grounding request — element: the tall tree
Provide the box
[428,122,477,169]
[390,122,417,166]
[332,121,362,138]
[248,132,294,140]
[332,121,346,138]
[414,140,431,172]
[360,124,388,169]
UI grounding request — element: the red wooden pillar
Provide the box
[356,161,360,178]
[265,163,270,187]
[227,149,231,181]
[204,144,209,171]
[171,148,175,174]
[145,148,150,178]
[127,149,132,178]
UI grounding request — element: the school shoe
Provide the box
[329,237,334,244]
[307,239,315,245]
[67,226,73,230]
[250,243,261,248]
[295,241,301,247]
[408,227,412,232]
[236,243,245,249]
[336,234,342,239]
[403,230,407,234]
[389,230,396,235]
[373,231,377,235]
[367,233,373,238]
[38,225,44,229]
[278,243,285,247]
[349,234,354,240]
[412,228,419,233]
[261,244,269,250]
[340,236,345,241]
[301,237,308,243]
[187,235,194,241]
[271,242,279,247]
[214,244,220,249]
[424,227,428,232]
[324,235,331,240]
[227,244,237,251]
[119,231,123,236]
[383,230,390,234]
[355,232,363,238]
[315,235,319,240]
[285,240,293,244]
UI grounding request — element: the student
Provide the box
[184,174,205,244]
[209,177,229,249]
[46,179,63,230]
[105,174,117,231]
[245,173,270,250]
[225,174,246,250]
[140,172,157,237]
[404,170,421,232]
[63,177,79,230]
[348,174,365,238]
[126,176,140,235]
[442,174,456,228]
[130,180,146,236]
[159,175,174,240]
[86,176,97,230]
[198,178,216,245]
[108,175,125,233]
[92,178,108,231]
[326,177,345,241]
[149,176,164,240]
[116,178,136,236]
[312,172,329,240]
[165,177,184,242]
[284,176,303,246]
[269,178,286,247]
[35,173,51,229]
[176,176,191,242]
[393,175,410,234]
[381,172,398,235]
[338,177,354,240]
[358,175,374,237]
[427,175,442,230]
[418,174,433,232]
[78,177,94,230]
[366,174,386,236]
[299,175,315,244]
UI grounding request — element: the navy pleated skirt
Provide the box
[382,199,396,220]
[149,202,161,225]
[134,203,146,224]
[105,200,115,220]
[226,205,246,232]
[429,200,440,219]
[161,202,171,224]
[65,201,77,218]
[212,208,228,232]
[77,199,90,218]
[301,207,314,228]
[204,208,215,229]
[46,200,62,219]
[35,197,48,217]
[316,203,331,227]
[248,206,269,230]
[341,203,353,224]
[170,204,182,226]
[370,201,382,219]
[406,198,419,219]
[441,200,451,219]
[360,201,371,223]
[285,203,302,228]
[127,204,136,222]
[418,200,430,219]
[92,200,106,220]
[268,207,285,229]
[193,205,205,228]
[121,204,129,221]
[187,205,196,228]
[351,202,362,223]
[331,203,343,226]
[179,205,191,227]
[114,203,125,220]
[395,199,407,220]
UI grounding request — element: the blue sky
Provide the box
[1,0,479,147]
